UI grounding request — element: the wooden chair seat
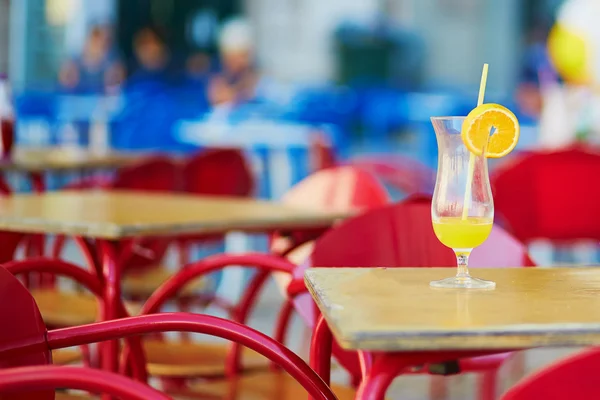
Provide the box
[171,371,360,400]
[55,393,92,400]
[143,339,269,378]
[30,289,142,327]
[52,348,82,365]
[122,266,210,298]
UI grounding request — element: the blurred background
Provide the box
[0,0,568,164]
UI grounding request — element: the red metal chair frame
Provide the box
[502,347,600,400]
[0,366,170,400]
[0,262,337,400]
[272,165,389,258]
[492,147,600,244]
[121,253,298,377]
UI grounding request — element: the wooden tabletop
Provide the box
[305,267,600,351]
[0,190,346,239]
[0,148,143,172]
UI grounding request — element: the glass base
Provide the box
[430,275,496,289]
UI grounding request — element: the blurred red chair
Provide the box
[502,348,600,400]
[492,147,600,244]
[284,196,533,399]
[0,262,338,400]
[0,366,170,400]
[181,148,254,197]
[272,165,390,261]
[349,154,436,197]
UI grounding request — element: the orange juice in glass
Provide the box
[430,104,519,289]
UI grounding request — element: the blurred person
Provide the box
[59,25,125,94]
[516,22,554,119]
[186,52,212,81]
[208,18,260,106]
[129,25,172,84]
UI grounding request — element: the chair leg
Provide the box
[477,370,498,400]
[429,375,448,400]
[508,351,526,385]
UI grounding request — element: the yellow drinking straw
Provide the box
[461,63,489,220]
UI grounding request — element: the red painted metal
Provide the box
[181,149,254,197]
[97,240,121,374]
[141,253,295,315]
[2,259,148,382]
[0,366,169,400]
[177,149,255,289]
[309,315,333,390]
[0,175,12,195]
[274,299,294,346]
[502,347,600,400]
[0,266,50,368]
[4,258,103,295]
[226,269,270,375]
[354,350,515,400]
[29,172,45,193]
[54,157,179,278]
[492,147,600,243]
[112,156,180,192]
[119,253,296,377]
[47,313,337,400]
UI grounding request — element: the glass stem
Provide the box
[455,250,471,278]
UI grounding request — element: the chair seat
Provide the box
[52,348,82,365]
[171,371,359,400]
[31,289,142,328]
[55,393,92,400]
[122,266,210,298]
[144,339,269,378]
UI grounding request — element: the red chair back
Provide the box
[272,166,389,258]
[112,156,180,192]
[283,165,389,212]
[492,147,600,243]
[0,266,52,400]
[112,156,180,271]
[312,196,533,268]
[350,155,436,196]
[502,348,600,400]
[182,149,254,197]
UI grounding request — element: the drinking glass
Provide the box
[430,117,495,289]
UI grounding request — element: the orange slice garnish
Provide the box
[461,103,520,158]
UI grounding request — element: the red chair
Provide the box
[272,165,390,259]
[350,154,436,196]
[117,253,360,399]
[502,347,600,400]
[492,147,600,243]
[181,148,254,197]
[112,155,181,192]
[0,262,337,400]
[287,197,534,399]
[0,366,170,400]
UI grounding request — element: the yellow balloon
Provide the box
[548,23,591,84]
